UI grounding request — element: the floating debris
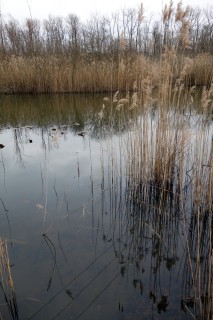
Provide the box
[118,302,124,312]
[65,289,74,299]
[52,128,57,131]
[29,139,33,143]
[157,296,169,313]
[36,203,44,210]
[133,279,139,288]
[149,291,157,303]
[78,132,86,137]
[0,144,5,149]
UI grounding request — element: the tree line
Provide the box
[0,3,212,59]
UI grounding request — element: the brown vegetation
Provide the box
[0,239,18,319]
[0,1,212,93]
[111,84,212,319]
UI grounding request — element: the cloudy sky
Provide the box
[0,0,211,21]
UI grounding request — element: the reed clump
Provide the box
[107,63,212,318]
[94,81,212,319]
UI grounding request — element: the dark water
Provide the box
[0,94,212,320]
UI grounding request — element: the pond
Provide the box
[0,93,212,320]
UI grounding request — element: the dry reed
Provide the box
[105,67,212,319]
[0,238,19,319]
[0,53,212,94]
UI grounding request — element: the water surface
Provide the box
[0,94,212,320]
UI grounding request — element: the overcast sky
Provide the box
[0,0,212,21]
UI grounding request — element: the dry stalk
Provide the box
[0,238,18,319]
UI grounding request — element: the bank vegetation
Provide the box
[0,1,212,93]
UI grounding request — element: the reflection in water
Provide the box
[0,93,212,320]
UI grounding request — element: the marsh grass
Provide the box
[0,2,212,94]
[0,53,212,93]
[0,1,212,94]
[106,81,212,319]
[0,239,18,319]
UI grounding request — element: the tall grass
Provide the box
[0,239,19,319]
[87,74,211,319]
[107,80,212,319]
[0,54,212,93]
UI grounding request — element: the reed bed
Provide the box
[0,56,117,93]
[0,54,212,93]
[0,1,212,93]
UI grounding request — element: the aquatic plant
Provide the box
[0,239,19,319]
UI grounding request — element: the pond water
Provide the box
[0,94,212,320]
